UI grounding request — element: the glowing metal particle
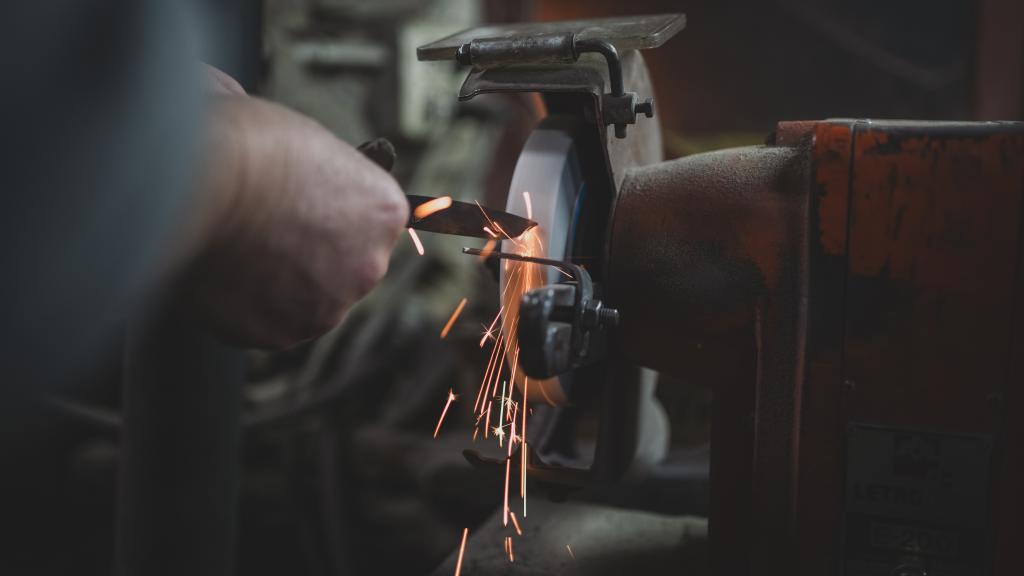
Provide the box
[566,544,576,560]
[440,297,468,339]
[454,528,468,576]
[499,380,507,435]
[407,227,425,256]
[521,441,528,517]
[503,457,511,527]
[510,512,523,536]
[432,389,456,439]
[478,238,497,261]
[474,334,502,413]
[413,195,453,220]
[492,221,512,240]
[537,380,557,406]
[480,307,503,348]
[521,377,528,499]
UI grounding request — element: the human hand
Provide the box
[186,67,407,348]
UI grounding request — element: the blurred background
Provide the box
[38,0,1021,575]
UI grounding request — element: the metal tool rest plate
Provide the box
[417,14,686,62]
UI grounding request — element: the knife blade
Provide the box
[406,195,537,239]
[356,138,537,240]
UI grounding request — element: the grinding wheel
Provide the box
[499,119,585,406]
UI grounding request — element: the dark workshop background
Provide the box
[28,1,1022,575]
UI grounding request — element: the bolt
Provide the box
[598,307,620,327]
[634,98,654,118]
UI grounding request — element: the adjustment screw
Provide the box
[598,307,620,327]
[634,98,654,118]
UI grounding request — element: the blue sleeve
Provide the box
[0,0,204,389]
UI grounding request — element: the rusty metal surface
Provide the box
[794,120,1024,576]
[417,14,685,62]
[608,144,809,378]
[839,121,1023,576]
[607,119,1024,575]
[792,120,855,576]
[608,143,812,574]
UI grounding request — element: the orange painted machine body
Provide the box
[609,119,1024,575]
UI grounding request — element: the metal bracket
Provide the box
[417,14,684,138]
[454,35,651,138]
[463,248,618,378]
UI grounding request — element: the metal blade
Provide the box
[406,195,537,239]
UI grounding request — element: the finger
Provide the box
[357,138,397,172]
[203,63,247,96]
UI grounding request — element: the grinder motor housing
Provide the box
[421,14,1024,576]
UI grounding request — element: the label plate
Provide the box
[843,424,991,576]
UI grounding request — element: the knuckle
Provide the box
[377,179,408,230]
[358,253,389,293]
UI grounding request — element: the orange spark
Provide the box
[505,536,515,562]
[484,401,493,438]
[537,380,557,406]
[566,544,576,560]
[407,228,425,256]
[503,457,511,527]
[474,333,503,413]
[490,340,508,398]
[492,221,512,240]
[510,512,523,536]
[413,195,452,220]
[521,441,528,516]
[478,238,497,261]
[500,228,564,406]
[499,380,507,432]
[521,376,528,500]
[432,389,456,439]
[483,226,498,238]
[440,297,468,339]
[475,200,497,227]
[479,307,503,348]
[523,191,533,220]
[509,347,520,411]
[454,528,468,576]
